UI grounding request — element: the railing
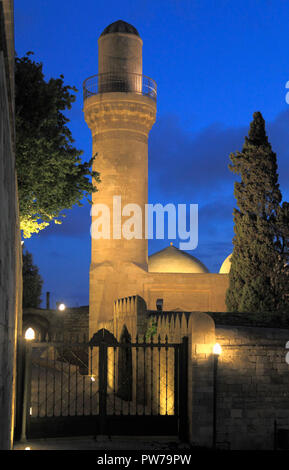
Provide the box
[83,72,157,102]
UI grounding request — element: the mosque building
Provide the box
[17,19,289,453]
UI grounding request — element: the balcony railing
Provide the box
[83,72,157,102]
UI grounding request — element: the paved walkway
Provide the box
[13,435,192,451]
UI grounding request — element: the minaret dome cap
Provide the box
[100,20,140,38]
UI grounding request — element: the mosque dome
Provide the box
[100,20,140,37]
[219,253,232,274]
[148,245,209,274]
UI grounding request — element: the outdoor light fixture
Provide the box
[213,343,222,355]
[58,303,66,312]
[90,375,96,382]
[25,327,35,341]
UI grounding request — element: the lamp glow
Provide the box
[58,303,66,312]
[213,343,222,355]
[25,327,35,341]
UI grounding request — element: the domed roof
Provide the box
[219,253,232,274]
[100,20,140,37]
[148,245,209,274]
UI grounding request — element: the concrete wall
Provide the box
[0,0,22,450]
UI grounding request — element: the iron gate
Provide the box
[17,329,188,441]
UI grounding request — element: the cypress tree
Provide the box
[22,249,43,308]
[226,111,288,314]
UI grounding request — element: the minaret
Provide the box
[83,20,156,333]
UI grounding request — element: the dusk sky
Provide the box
[15,0,289,308]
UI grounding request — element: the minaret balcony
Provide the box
[83,72,157,102]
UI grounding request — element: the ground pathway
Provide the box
[13,435,192,451]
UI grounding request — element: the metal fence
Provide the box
[16,329,188,440]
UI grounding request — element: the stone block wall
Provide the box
[63,306,89,341]
[146,309,289,449]
[215,325,289,450]
[95,296,289,449]
[0,0,22,450]
[23,306,90,342]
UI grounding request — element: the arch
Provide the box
[89,328,118,347]
[23,313,50,341]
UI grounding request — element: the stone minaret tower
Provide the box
[83,20,156,333]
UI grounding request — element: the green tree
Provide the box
[22,249,43,308]
[226,111,289,314]
[15,52,100,238]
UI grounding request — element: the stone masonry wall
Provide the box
[63,306,89,341]
[215,325,289,450]
[104,297,289,449]
[0,0,22,450]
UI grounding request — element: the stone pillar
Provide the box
[188,312,216,447]
[83,23,156,336]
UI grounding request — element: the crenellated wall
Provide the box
[113,295,147,341]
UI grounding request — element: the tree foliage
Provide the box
[226,112,289,314]
[22,249,43,308]
[15,52,100,238]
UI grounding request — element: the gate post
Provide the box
[188,312,216,447]
[179,336,189,442]
[20,340,32,442]
[90,328,119,437]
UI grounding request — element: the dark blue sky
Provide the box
[15,0,289,308]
